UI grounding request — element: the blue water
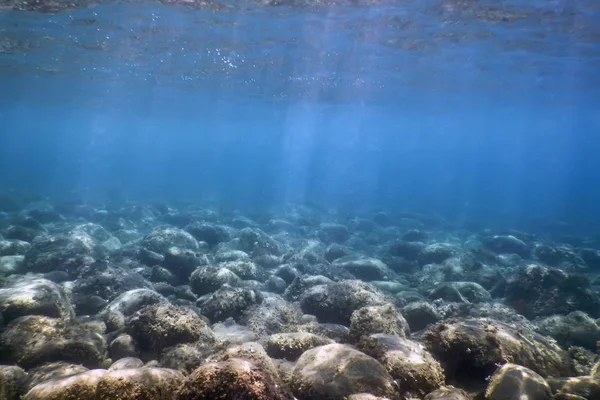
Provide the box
[0,0,599,232]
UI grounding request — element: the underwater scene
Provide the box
[1,0,600,398]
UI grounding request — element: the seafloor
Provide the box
[0,196,600,400]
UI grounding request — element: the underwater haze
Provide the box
[1,0,600,230]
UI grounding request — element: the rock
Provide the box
[215,250,251,263]
[504,264,600,318]
[72,223,113,242]
[223,260,263,281]
[390,240,426,261]
[290,322,351,343]
[142,227,199,254]
[485,363,552,400]
[95,368,184,400]
[1,315,107,368]
[109,334,138,360]
[240,295,303,336]
[4,225,42,243]
[299,280,388,325]
[27,205,63,223]
[0,239,30,256]
[414,262,465,290]
[317,223,350,244]
[428,281,492,304]
[185,222,230,247]
[160,342,215,373]
[532,244,583,268]
[485,235,529,256]
[284,274,333,302]
[535,311,600,351]
[291,343,397,399]
[580,248,600,269]
[552,375,600,399]
[417,243,458,265]
[238,228,282,256]
[401,302,440,332]
[0,277,73,323]
[23,231,100,275]
[266,276,287,293]
[108,357,144,371]
[213,318,257,343]
[104,289,167,318]
[189,266,241,296]
[332,256,395,281]
[425,387,470,400]
[22,370,107,400]
[200,286,262,323]
[0,365,28,400]
[164,246,202,281]
[324,243,349,262]
[424,318,574,384]
[0,255,23,274]
[403,230,428,242]
[176,358,292,400]
[349,303,410,342]
[265,332,333,360]
[26,362,89,390]
[359,334,444,397]
[126,303,215,353]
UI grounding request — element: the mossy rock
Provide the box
[265,332,333,361]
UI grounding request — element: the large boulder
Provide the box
[332,256,395,281]
[299,280,388,325]
[424,318,574,384]
[0,277,73,323]
[485,363,552,400]
[23,231,101,275]
[291,343,397,399]
[142,227,199,254]
[349,303,410,342]
[126,303,215,353]
[359,334,445,398]
[1,315,106,368]
[176,358,292,400]
[504,264,600,318]
[95,368,184,400]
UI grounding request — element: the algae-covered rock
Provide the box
[417,243,458,265]
[95,368,184,400]
[160,342,215,373]
[241,294,303,337]
[551,375,600,400]
[535,311,600,351]
[0,365,28,400]
[485,363,552,400]
[108,357,144,371]
[265,332,333,361]
[200,286,262,323]
[291,343,397,399]
[349,303,410,342]
[401,301,440,332]
[26,362,89,390]
[425,386,470,400]
[1,315,106,368]
[424,318,574,383]
[142,227,199,254]
[299,280,388,325]
[428,281,491,304]
[332,256,395,281]
[359,334,444,397]
[317,223,350,244]
[22,369,107,400]
[0,277,73,323]
[189,266,241,296]
[176,358,292,400]
[108,334,138,360]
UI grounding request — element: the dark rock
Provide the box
[4,225,42,243]
[317,223,350,244]
[535,311,600,350]
[424,318,574,384]
[238,227,282,256]
[109,334,138,360]
[1,315,107,368]
[402,229,428,242]
[0,239,30,256]
[185,222,230,247]
[532,244,584,268]
[27,205,63,223]
[189,266,241,296]
[418,243,458,265]
[283,274,333,302]
[299,280,388,325]
[200,286,263,323]
[275,264,300,284]
[324,243,349,262]
[126,303,215,353]
[266,276,287,293]
[401,301,440,332]
[0,196,20,212]
[504,264,600,318]
[164,246,202,281]
[0,365,28,400]
[390,240,426,261]
[23,231,100,275]
[138,248,164,267]
[580,248,600,269]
